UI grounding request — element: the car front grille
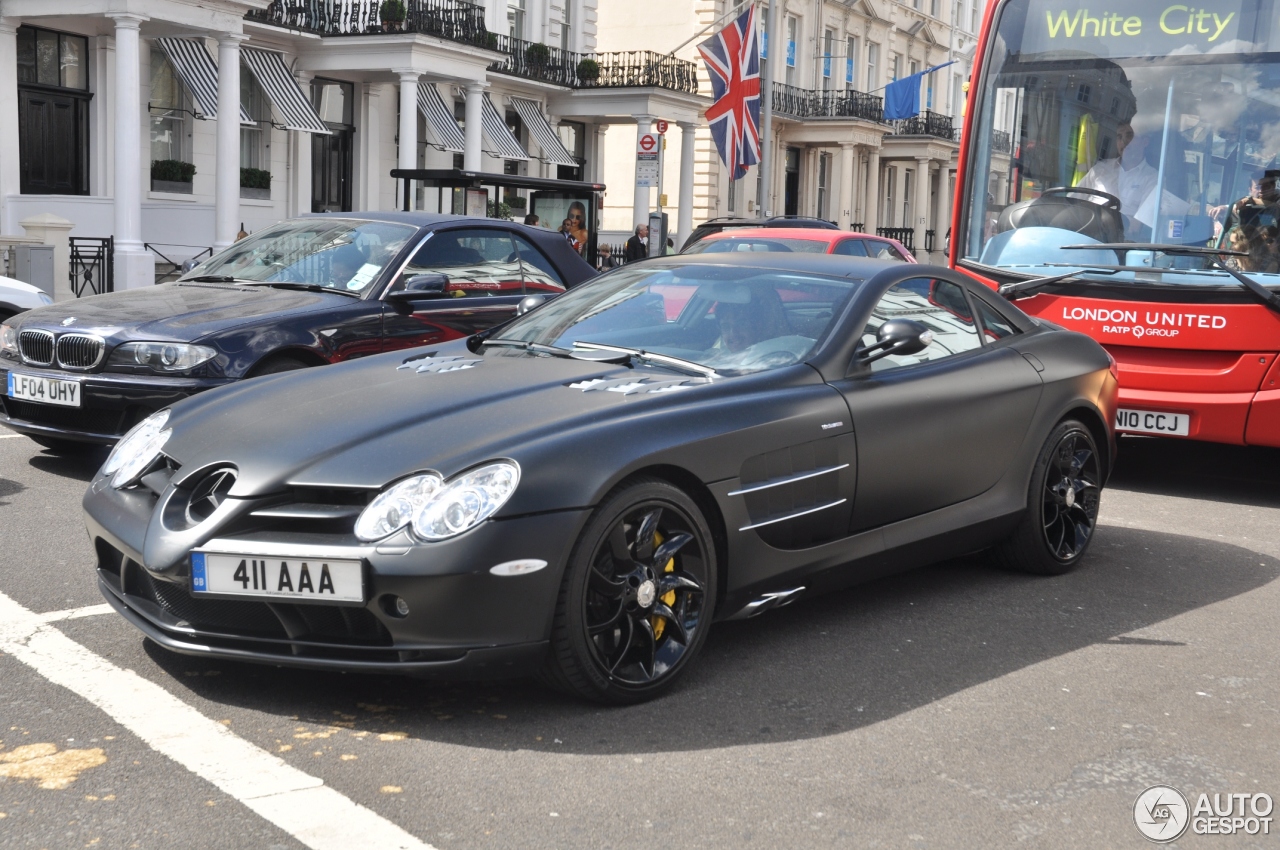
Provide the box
[18,329,53,365]
[55,334,105,370]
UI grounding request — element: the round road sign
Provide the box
[655,120,669,134]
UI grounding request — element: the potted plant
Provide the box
[151,159,196,194]
[240,167,272,200]
[481,30,499,50]
[525,42,551,67]
[486,200,513,221]
[380,0,406,31]
[576,57,600,84]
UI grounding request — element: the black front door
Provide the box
[784,147,800,216]
[19,87,89,195]
[831,274,1044,531]
[313,128,353,213]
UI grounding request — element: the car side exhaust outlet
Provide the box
[728,587,806,620]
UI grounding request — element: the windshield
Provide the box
[181,218,418,293]
[965,0,1280,286]
[685,237,830,254]
[494,264,861,375]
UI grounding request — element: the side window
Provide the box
[973,297,1020,341]
[832,238,868,256]
[871,241,908,262]
[510,234,565,292]
[861,278,982,371]
[395,229,522,296]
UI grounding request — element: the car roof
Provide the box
[300,211,518,228]
[699,227,865,243]
[638,251,910,278]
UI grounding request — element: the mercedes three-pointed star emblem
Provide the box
[185,468,237,525]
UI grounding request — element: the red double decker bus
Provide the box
[953,0,1280,446]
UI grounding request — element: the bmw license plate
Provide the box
[190,551,364,603]
[1115,408,1190,436]
[7,372,81,407]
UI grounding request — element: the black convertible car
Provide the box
[0,213,593,449]
[83,255,1118,703]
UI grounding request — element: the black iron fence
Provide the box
[146,243,213,284]
[850,222,865,232]
[876,227,914,252]
[488,34,578,86]
[992,129,1012,153]
[892,110,954,140]
[772,83,883,121]
[248,0,489,43]
[924,229,935,252]
[69,237,113,297]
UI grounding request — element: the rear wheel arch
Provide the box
[1061,404,1111,477]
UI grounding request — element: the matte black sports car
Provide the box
[1,213,593,450]
[83,255,1118,704]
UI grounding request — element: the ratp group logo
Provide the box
[1134,785,1190,843]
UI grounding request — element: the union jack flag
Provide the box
[698,5,761,180]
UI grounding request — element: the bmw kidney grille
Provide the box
[55,333,105,370]
[18,329,54,365]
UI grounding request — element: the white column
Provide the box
[0,19,22,235]
[396,70,418,174]
[91,34,116,198]
[838,143,855,229]
[360,83,383,211]
[633,115,653,227]
[863,149,880,234]
[215,33,247,249]
[677,121,696,247]
[288,71,314,217]
[106,13,154,289]
[935,166,953,260]
[463,81,485,172]
[914,157,931,260]
[892,163,907,227]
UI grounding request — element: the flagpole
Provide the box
[757,0,778,218]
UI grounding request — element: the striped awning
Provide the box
[242,47,330,134]
[155,37,254,125]
[417,82,465,153]
[510,97,576,168]
[481,94,529,161]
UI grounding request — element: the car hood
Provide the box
[14,281,347,341]
[160,339,734,498]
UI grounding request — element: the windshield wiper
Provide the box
[242,281,360,298]
[1064,243,1280,315]
[481,338,577,357]
[572,341,718,378]
[997,268,1121,299]
[181,274,241,283]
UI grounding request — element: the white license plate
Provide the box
[7,372,81,407]
[190,551,364,603]
[1115,408,1190,436]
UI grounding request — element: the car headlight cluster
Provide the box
[0,324,17,358]
[355,461,520,542]
[107,342,217,373]
[102,410,171,488]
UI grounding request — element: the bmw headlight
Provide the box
[354,461,521,543]
[0,324,17,358]
[354,473,443,541]
[107,341,217,373]
[102,410,171,488]
[413,462,521,541]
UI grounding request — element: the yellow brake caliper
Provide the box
[652,531,676,639]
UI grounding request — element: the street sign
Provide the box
[637,133,659,153]
[636,133,660,187]
[655,120,669,135]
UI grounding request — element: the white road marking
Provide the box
[37,603,114,623]
[0,433,23,438]
[0,590,434,850]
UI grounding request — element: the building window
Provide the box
[817,152,830,219]
[504,109,526,177]
[508,0,526,39]
[971,0,979,31]
[926,70,934,110]
[557,120,584,181]
[846,36,858,90]
[785,15,797,86]
[891,53,901,82]
[930,0,939,17]
[560,0,572,51]
[866,42,879,89]
[727,172,737,215]
[17,26,88,90]
[240,69,270,171]
[150,48,191,167]
[311,79,354,213]
[822,28,834,91]
[16,25,90,195]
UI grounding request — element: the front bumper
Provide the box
[84,474,587,677]
[0,362,226,443]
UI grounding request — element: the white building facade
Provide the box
[0,0,706,291]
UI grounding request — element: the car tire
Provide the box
[248,355,311,377]
[994,419,1102,576]
[540,476,717,704]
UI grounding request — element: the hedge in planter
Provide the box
[576,58,600,84]
[151,160,196,183]
[240,168,271,190]
[525,43,551,66]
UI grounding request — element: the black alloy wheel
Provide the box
[541,477,716,703]
[995,419,1102,576]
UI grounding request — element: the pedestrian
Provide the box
[665,237,674,255]
[523,213,540,227]
[624,224,649,262]
[597,243,618,270]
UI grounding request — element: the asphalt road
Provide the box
[1,432,1277,849]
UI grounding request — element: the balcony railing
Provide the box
[891,110,954,140]
[772,83,883,121]
[247,1,699,93]
[992,129,1012,154]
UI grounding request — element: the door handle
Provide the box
[1022,352,1045,372]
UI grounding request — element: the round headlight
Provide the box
[412,461,520,541]
[102,409,171,488]
[354,473,443,541]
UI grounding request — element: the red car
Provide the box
[682,227,917,263]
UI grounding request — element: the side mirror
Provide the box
[515,294,547,315]
[386,273,449,301]
[856,319,935,364]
